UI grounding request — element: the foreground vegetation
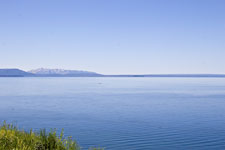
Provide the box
[0,122,103,150]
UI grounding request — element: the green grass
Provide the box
[0,122,103,150]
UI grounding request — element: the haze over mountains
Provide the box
[0,68,102,77]
[28,68,102,77]
[0,69,34,77]
[0,68,225,77]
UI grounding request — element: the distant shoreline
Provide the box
[1,75,225,78]
[1,68,225,78]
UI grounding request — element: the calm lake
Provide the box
[0,77,225,150]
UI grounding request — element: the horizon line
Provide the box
[1,68,225,76]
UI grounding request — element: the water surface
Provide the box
[0,77,225,150]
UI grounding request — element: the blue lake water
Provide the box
[0,77,225,150]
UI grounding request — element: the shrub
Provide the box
[0,122,103,150]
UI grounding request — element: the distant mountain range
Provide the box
[0,68,102,77]
[0,69,34,77]
[28,68,102,77]
[0,68,225,77]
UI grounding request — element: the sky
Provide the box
[0,0,225,74]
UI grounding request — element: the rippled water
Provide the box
[0,77,225,150]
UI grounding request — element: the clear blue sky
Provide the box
[0,0,225,74]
